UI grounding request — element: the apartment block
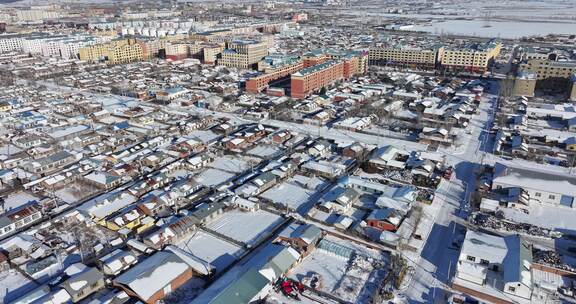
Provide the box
[16,9,60,23]
[570,74,576,102]
[79,39,144,65]
[165,43,189,61]
[369,45,443,69]
[303,49,368,75]
[291,60,344,99]
[219,40,268,69]
[246,55,304,93]
[441,39,502,72]
[520,59,576,81]
[512,71,537,97]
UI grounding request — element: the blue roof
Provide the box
[114,121,130,130]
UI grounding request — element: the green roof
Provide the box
[209,269,270,304]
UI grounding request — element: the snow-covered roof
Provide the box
[114,250,194,301]
[460,230,507,265]
[165,245,215,276]
[493,162,576,197]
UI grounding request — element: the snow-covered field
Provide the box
[206,209,284,246]
[176,231,245,273]
[290,250,349,294]
[194,168,235,187]
[0,270,39,303]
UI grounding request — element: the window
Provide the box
[549,194,556,200]
[480,259,489,265]
[508,286,516,293]
[535,192,541,197]
[466,255,476,262]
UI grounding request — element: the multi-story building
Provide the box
[291,60,344,99]
[192,29,233,43]
[453,230,533,303]
[246,55,304,93]
[16,9,60,23]
[0,33,31,53]
[369,44,443,69]
[138,39,167,60]
[202,44,224,64]
[79,39,144,64]
[512,71,537,97]
[570,74,576,102]
[519,59,576,83]
[441,39,502,72]
[219,39,268,69]
[302,49,369,75]
[165,43,189,61]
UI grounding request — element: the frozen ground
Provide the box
[289,249,382,304]
[290,250,349,295]
[162,277,205,304]
[0,270,39,303]
[192,244,291,304]
[176,230,245,273]
[408,19,576,39]
[194,168,235,187]
[206,209,284,246]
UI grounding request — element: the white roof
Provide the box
[460,230,507,264]
[165,245,214,276]
[493,162,576,197]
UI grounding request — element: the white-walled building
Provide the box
[0,34,25,53]
[454,230,533,302]
[492,163,576,208]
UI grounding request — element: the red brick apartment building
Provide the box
[290,60,345,99]
[246,59,304,93]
